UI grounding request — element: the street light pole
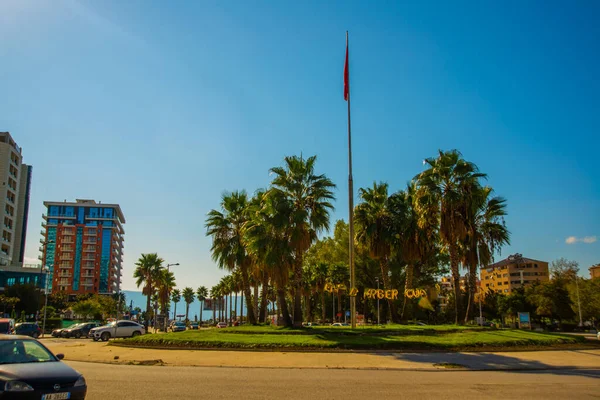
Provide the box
[41,266,50,338]
[375,277,380,326]
[575,275,583,327]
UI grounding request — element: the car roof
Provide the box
[0,318,14,322]
[0,334,35,341]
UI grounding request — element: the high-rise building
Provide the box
[0,132,32,267]
[480,253,549,294]
[40,199,125,295]
[590,264,600,280]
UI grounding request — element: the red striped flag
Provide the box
[343,40,349,101]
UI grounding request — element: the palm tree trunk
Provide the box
[277,287,292,327]
[401,263,414,319]
[173,302,177,322]
[225,295,229,325]
[212,300,215,324]
[464,264,477,324]
[321,291,326,322]
[253,284,259,320]
[240,291,244,323]
[449,244,462,324]
[200,301,203,324]
[258,273,269,323]
[292,258,303,327]
[380,257,399,323]
[234,292,238,324]
[145,286,151,332]
[240,263,257,324]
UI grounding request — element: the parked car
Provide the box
[0,335,87,399]
[331,323,343,327]
[14,322,42,338]
[597,331,600,341]
[52,328,65,337]
[62,322,100,339]
[188,322,199,330]
[170,322,186,332]
[89,320,145,342]
[216,322,227,328]
[0,318,15,335]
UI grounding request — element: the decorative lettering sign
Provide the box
[323,283,428,299]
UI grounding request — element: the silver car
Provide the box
[90,320,145,341]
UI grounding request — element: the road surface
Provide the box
[69,361,600,399]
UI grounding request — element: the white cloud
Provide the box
[565,236,597,245]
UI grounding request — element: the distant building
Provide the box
[0,264,47,293]
[480,253,549,294]
[0,132,32,267]
[437,275,480,308]
[590,264,600,280]
[40,199,125,295]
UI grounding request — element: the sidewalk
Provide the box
[43,339,600,371]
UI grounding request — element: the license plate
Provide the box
[43,392,71,400]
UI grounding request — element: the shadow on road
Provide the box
[380,351,600,379]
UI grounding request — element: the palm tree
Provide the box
[354,182,399,322]
[310,262,329,322]
[133,253,164,331]
[210,285,219,323]
[206,191,257,324]
[182,287,195,324]
[220,276,233,325]
[156,268,176,330]
[151,293,159,331]
[269,155,336,327]
[171,289,181,322]
[196,286,208,324]
[415,149,486,323]
[462,186,510,323]
[244,189,296,327]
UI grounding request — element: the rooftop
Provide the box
[482,253,547,269]
[43,199,125,223]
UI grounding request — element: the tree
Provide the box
[171,289,181,321]
[268,155,335,327]
[48,291,70,314]
[4,284,41,315]
[550,258,580,281]
[210,285,219,323]
[206,191,257,325]
[156,268,176,330]
[569,278,600,325]
[0,295,20,315]
[196,286,208,323]
[182,287,195,323]
[71,299,102,321]
[415,149,486,323]
[355,182,398,321]
[133,253,165,331]
[461,186,510,323]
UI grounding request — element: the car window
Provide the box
[0,340,55,364]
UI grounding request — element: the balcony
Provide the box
[43,213,76,220]
[57,273,72,278]
[84,240,97,245]
[82,257,95,262]
[83,247,96,253]
[62,231,74,236]
[82,265,95,270]
[61,256,73,261]
[61,248,74,252]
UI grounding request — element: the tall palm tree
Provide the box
[462,186,510,323]
[389,182,437,318]
[133,253,164,331]
[210,285,219,323]
[182,287,195,323]
[354,182,399,322]
[206,191,257,324]
[196,286,208,324]
[171,289,181,321]
[220,276,233,325]
[269,155,336,327]
[244,189,296,327]
[156,268,176,330]
[151,293,159,331]
[415,149,486,323]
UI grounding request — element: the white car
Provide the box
[90,320,145,341]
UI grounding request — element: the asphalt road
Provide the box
[68,361,600,400]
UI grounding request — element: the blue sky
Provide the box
[1,0,598,291]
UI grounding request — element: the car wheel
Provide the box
[101,332,110,342]
[132,331,141,337]
[74,331,81,339]
[32,332,40,339]
[93,338,98,342]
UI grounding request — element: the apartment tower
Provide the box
[0,132,32,266]
[40,199,125,295]
[480,253,549,294]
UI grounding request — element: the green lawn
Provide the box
[116,325,585,351]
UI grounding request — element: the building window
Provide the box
[503,273,508,278]
[534,264,538,268]
[504,289,509,293]
[504,281,508,285]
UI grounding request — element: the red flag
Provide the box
[343,40,349,101]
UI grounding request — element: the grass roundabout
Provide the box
[114,325,587,352]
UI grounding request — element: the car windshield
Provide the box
[174,322,185,326]
[0,340,56,365]
[0,322,10,332]
[68,324,84,329]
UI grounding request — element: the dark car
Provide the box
[14,323,42,339]
[62,323,99,339]
[0,335,87,399]
[51,328,65,338]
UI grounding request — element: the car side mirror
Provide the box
[56,353,65,360]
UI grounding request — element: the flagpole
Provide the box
[346,31,356,329]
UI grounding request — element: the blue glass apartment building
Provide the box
[40,199,125,295]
